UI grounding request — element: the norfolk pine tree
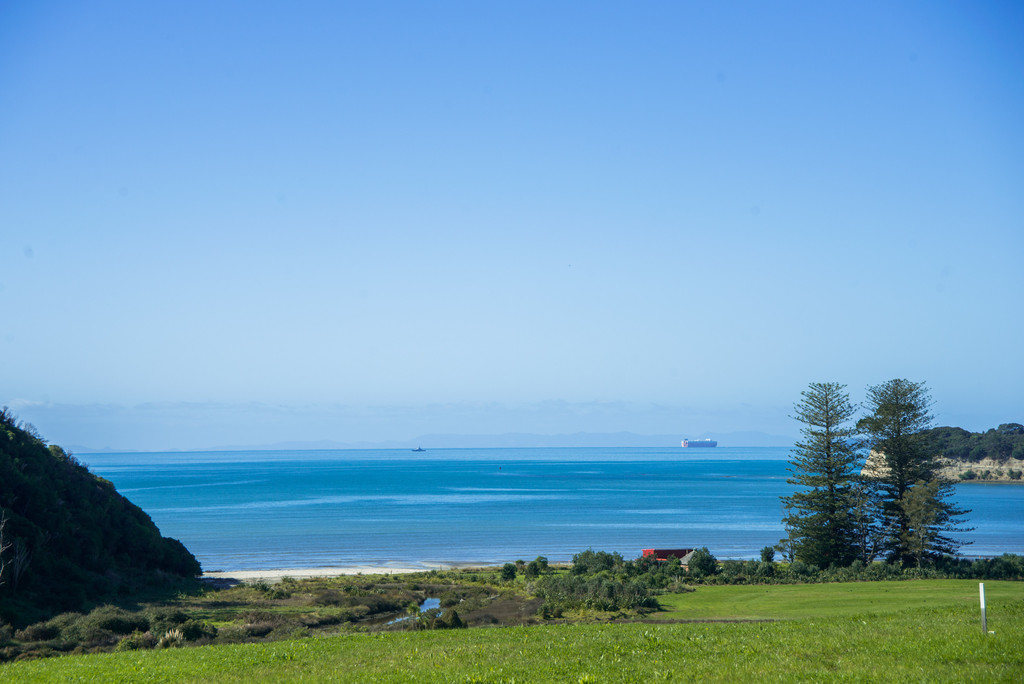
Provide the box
[781,382,862,568]
[858,379,970,564]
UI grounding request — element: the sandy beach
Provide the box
[202,562,486,583]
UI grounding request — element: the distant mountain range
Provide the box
[70,430,796,453]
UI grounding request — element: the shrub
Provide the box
[14,622,61,642]
[179,619,217,642]
[719,560,744,577]
[145,608,189,636]
[534,573,658,613]
[571,549,625,575]
[439,609,465,629]
[687,548,718,578]
[788,561,810,577]
[241,611,282,637]
[83,606,150,637]
[314,589,346,606]
[213,626,249,643]
[116,630,157,651]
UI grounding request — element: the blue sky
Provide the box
[2,2,1022,450]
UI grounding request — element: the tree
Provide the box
[774,504,798,563]
[687,547,718,577]
[780,382,862,568]
[900,479,943,568]
[849,480,886,564]
[858,379,970,563]
[570,549,624,575]
[500,562,517,582]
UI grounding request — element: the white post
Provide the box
[980,582,987,634]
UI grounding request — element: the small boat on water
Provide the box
[412,447,426,452]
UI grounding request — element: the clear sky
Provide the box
[2,2,1022,450]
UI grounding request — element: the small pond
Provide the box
[386,597,441,625]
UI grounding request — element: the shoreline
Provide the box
[201,562,488,583]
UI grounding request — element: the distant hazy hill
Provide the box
[0,409,200,625]
[402,431,796,449]
[161,430,797,452]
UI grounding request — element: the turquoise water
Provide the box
[82,447,1024,571]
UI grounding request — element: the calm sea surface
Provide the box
[82,447,1024,571]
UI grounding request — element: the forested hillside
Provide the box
[920,423,1024,462]
[1,409,200,626]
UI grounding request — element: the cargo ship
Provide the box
[681,439,717,448]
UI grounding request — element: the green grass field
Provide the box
[654,579,1024,621]
[4,580,1022,682]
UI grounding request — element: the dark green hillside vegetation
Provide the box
[920,423,1024,462]
[0,409,200,627]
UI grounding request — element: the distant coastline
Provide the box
[861,451,1024,484]
[67,430,796,453]
[936,456,1024,483]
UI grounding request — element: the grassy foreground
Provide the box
[4,581,1022,682]
[654,579,1024,620]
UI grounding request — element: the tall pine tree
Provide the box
[858,379,970,564]
[781,382,862,568]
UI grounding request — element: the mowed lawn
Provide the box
[654,579,1024,621]
[3,580,1023,683]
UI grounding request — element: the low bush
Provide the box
[178,619,217,642]
[145,608,188,636]
[115,630,157,651]
[79,606,150,639]
[534,573,658,613]
[14,622,61,643]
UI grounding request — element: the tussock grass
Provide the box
[4,582,1022,682]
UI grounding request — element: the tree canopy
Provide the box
[918,423,1024,463]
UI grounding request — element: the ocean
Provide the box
[82,446,1024,571]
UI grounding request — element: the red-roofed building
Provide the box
[642,548,696,566]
